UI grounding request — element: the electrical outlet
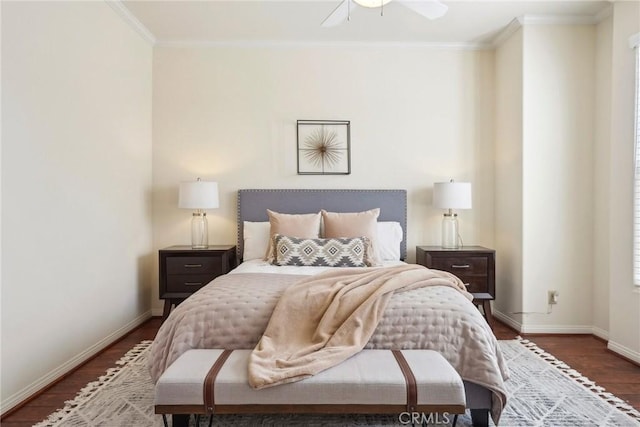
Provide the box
[548,290,559,305]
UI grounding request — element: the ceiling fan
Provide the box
[321,0,448,27]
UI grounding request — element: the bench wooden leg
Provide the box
[470,409,489,427]
[171,414,190,427]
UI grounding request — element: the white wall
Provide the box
[521,24,595,330]
[493,23,597,333]
[1,1,153,412]
[494,28,524,327]
[492,9,640,356]
[593,14,613,339]
[607,0,640,362]
[151,46,496,313]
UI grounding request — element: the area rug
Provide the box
[35,338,640,427]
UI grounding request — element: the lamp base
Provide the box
[441,213,459,249]
[191,212,208,249]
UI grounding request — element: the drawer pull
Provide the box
[184,264,203,268]
[184,282,203,286]
[451,264,471,269]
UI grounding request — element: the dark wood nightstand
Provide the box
[416,246,495,329]
[159,245,236,321]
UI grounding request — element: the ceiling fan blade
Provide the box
[321,0,352,27]
[397,0,448,20]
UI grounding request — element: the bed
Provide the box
[149,189,508,426]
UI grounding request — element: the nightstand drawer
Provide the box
[166,256,223,275]
[457,277,489,294]
[416,245,495,329]
[166,274,215,293]
[159,245,237,322]
[430,256,488,275]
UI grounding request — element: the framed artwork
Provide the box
[297,120,351,175]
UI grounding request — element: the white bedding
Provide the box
[230,258,406,276]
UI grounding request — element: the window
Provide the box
[633,32,640,286]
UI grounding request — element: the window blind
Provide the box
[633,33,640,286]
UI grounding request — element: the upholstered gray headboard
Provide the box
[237,189,407,261]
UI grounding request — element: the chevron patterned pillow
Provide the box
[272,234,369,267]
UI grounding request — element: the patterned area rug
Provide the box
[35,338,640,427]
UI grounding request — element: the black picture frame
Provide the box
[297,120,351,175]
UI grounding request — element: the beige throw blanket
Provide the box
[248,264,471,389]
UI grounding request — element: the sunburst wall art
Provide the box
[297,120,351,175]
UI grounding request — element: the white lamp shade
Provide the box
[433,181,472,209]
[179,180,219,209]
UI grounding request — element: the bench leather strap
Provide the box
[203,349,233,414]
[392,350,417,412]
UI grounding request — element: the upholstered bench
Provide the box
[154,349,466,427]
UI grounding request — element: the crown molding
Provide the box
[105,0,156,45]
[491,10,610,48]
[520,14,601,26]
[594,4,613,23]
[491,17,523,48]
[155,39,492,50]
[102,1,612,52]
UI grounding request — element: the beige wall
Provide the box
[1,1,153,411]
[493,23,597,333]
[593,14,613,339]
[493,27,524,327]
[492,7,640,361]
[151,46,496,314]
[607,0,640,362]
[521,24,595,331]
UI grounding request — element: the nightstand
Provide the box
[416,246,495,328]
[159,245,236,321]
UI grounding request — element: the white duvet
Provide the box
[230,258,406,276]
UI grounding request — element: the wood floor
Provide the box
[2,317,639,426]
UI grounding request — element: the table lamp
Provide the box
[432,180,472,249]
[179,178,219,249]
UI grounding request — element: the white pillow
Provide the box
[242,220,403,262]
[377,221,403,261]
[242,221,271,261]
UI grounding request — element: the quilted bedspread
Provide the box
[148,271,509,422]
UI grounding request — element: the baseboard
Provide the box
[493,310,523,332]
[520,324,593,334]
[591,326,609,341]
[1,310,153,417]
[151,307,164,317]
[495,310,639,366]
[493,310,597,335]
[608,340,640,365]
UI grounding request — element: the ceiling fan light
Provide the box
[353,0,393,8]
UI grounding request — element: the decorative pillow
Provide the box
[243,220,402,262]
[321,208,381,266]
[377,221,403,261]
[243,221,271,261]
[264,210,321,262]
[273,234,368,267]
